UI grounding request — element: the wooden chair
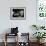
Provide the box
[18,33,30,46]
[4,33,18,46]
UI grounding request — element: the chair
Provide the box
[18,33,30,46]
[4,27,19,46]
[4,33,18,46]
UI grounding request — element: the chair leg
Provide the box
[4,33,7,46]
[4,41,7,46]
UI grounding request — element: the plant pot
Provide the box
[37,39,45,44]
[40,38,45,43]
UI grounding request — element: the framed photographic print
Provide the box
[36,0,46,26]
[10,7,26,20]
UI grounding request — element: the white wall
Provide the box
[0,0,37,42]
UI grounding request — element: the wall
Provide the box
[0,0,36,42]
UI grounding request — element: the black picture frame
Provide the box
[10,7,26,20]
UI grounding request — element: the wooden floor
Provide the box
[0,42,46,46]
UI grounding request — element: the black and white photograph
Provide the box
[10,7,26,20]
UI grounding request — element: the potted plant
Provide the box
[33,32,46,43]
[32,25,46,43]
